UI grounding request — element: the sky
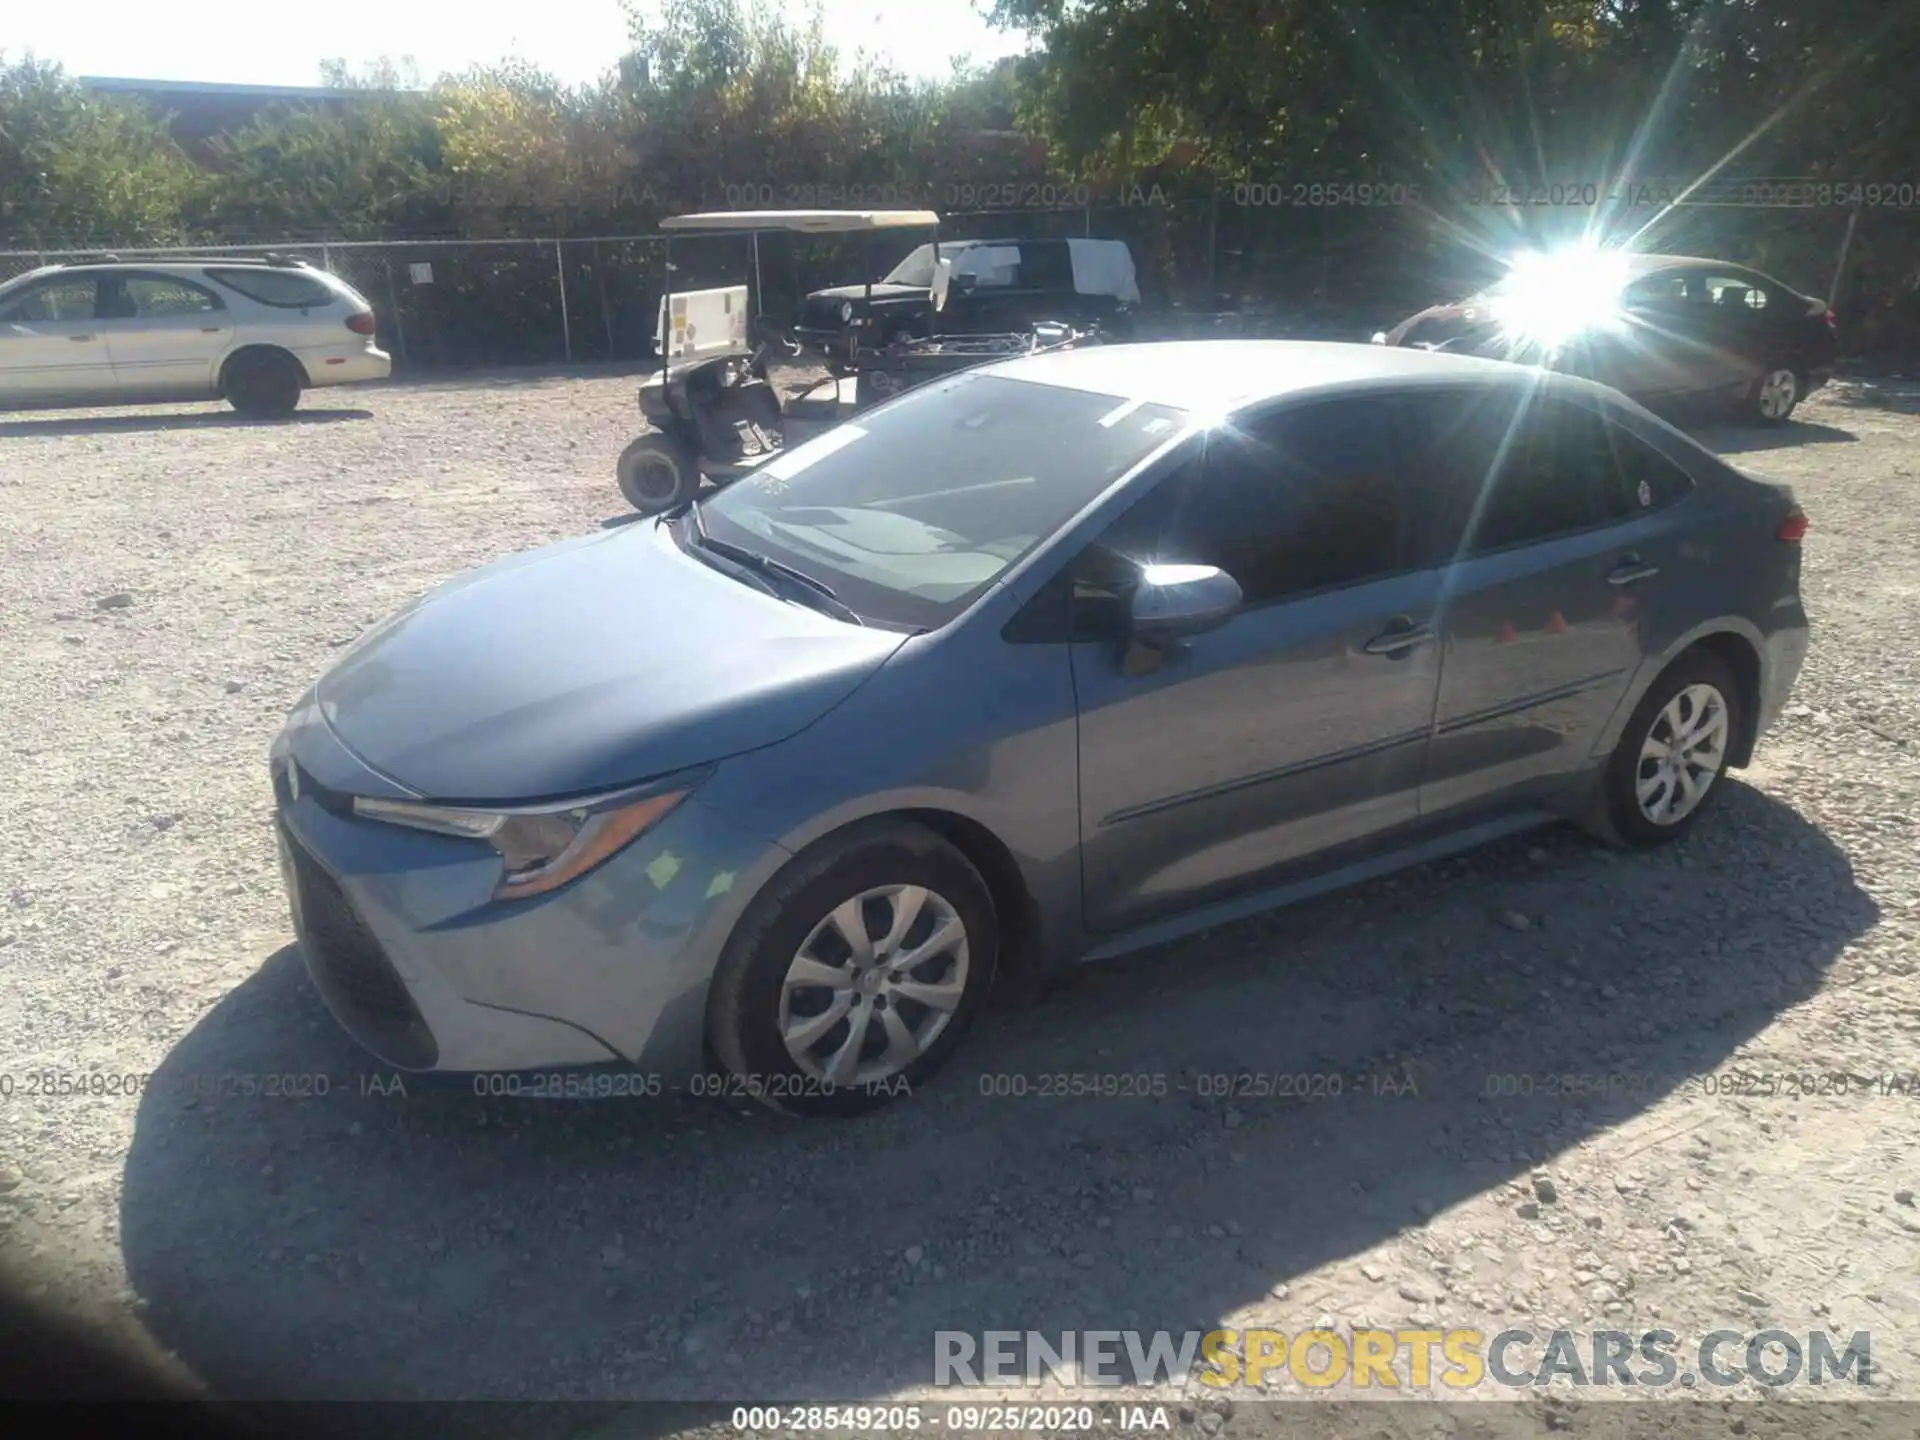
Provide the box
[8,0,1027,88]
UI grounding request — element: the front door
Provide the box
[1586,268,1702,401]
[97,272,233,399]
[1070,397,1442,934]
[0,274,111,405]
[1399,388,1685,819]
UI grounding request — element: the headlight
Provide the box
[840,301,854,324]
[351,782,694,901]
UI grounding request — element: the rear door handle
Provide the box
[69,333,95,342]
[1607,557,1660,586]
[1363,622,1436,656]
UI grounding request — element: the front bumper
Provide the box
[794,327,859,362]
[267,706,789,1077]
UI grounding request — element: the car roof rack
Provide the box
[36,252,316,270]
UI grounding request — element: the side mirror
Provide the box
[1128,564,1242,645]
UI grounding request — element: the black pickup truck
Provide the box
[794,236,1140,367]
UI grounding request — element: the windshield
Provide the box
[696,373,1189,630]
[882,243,940,287]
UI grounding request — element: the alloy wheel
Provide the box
[1635,683,1730,825]
[1757,367,1798,420]
[779,884,970,1085]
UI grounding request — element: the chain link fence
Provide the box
[4,179,1916,371]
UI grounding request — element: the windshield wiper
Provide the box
[688,503,864,626]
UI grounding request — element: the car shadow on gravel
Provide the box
[1689,419,1858,455]
[119,781,1871,1427]
[1818,378,1920,415]
[0,409,372,437]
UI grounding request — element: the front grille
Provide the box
[281,824,438,1069]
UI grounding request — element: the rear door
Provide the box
[98,272,234,399]
[1599,267,1706,400]
[0,274,111,404]
[1070,396,1443,933]
[1404,387,1690,819]
[1693,270,1782,395]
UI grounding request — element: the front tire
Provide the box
[707,821,998,1116]
[616,431,697,515]
[1601,650,1742,847]
[225,351,302,419]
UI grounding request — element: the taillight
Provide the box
[346,312,376,336]
[1823,309,1837,331]
[1777,510,1809,542]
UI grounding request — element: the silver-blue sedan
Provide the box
[269,341,1810,1113]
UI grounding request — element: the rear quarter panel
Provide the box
[1586,418,1808,763]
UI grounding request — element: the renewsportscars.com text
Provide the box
[933,1327,1872,1390]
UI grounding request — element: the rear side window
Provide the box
[1397,390,1652,558]
[1475,397,1636,550]
[206,267,336,308]
[1703,273,1768,312]
[1018,241,1075,293]
[1604,422,1696,513]
[114,275,224,317]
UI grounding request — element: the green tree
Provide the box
[191,70,449,239]
[0,55,199,246]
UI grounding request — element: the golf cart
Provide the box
[614,208,1115,515]
[615,208,940,515]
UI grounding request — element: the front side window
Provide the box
[0,277,98,323]
[1067,398,1407,617]
[696,373,1189,630]
[1623,270,1694,311]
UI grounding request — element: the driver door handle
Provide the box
[1363,621,1435,656]
[1607,556,1660,586]
[69,333,95,342]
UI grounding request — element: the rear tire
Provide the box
[224,351,302,419]
[616,431,698,515]
[1600,650,1743,848]
[707,821,999,1117]
[1746,361,1802,425]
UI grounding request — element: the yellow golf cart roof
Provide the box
[661,209,941,234]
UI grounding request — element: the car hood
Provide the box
[806,283,929,304]
[316,523,908,802]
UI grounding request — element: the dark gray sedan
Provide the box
[270,341,1810,1113]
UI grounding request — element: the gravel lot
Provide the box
[2,369,1919,1435]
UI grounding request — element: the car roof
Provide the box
[986,339,1592,413]
[1621,253,1798,289]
